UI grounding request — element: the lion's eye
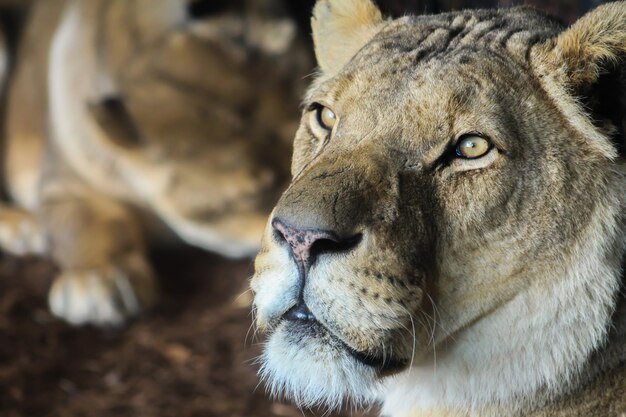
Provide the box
[455,135,491,159]
[316,105,337,131]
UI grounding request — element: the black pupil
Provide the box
[318,108,326,127]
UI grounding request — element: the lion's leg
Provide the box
[39,187,158,326]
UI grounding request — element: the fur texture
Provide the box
[312,0,384,74]
[251,1,626,416]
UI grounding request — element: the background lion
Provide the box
[251,0,626,416]
[0,0,311,325]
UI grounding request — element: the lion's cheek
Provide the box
[304,261,428,354]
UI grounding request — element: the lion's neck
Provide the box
[527,285,626,417]
[580,282,626,382]
[380,201,626,417]
[381,276,626,417]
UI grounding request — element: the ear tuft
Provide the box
[553,2,626,88]
[312,0,385,75]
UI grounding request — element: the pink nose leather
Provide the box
[272,219,338,270]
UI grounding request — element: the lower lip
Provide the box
[282,319,408,374]
[344,345,408,375]
[284,318,328,338]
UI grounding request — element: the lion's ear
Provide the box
[534,2,626,155]
[552,3,626,89]
[311,0,385,75]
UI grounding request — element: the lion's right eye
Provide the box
[315,105,337,131]
[455,135,491,159]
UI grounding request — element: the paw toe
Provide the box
[48,266,155,326]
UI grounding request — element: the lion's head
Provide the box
[48,0,311,257]
[251,1,626,414]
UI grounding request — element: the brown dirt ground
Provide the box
[0,248,374,417]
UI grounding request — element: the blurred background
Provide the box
[0,1,611,417]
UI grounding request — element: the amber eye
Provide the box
[455,135,491,159]
[316,105,337,130]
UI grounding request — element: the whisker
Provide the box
[425,293,439,377]
[245,306,260,346]
[244,321,256,347]
[408,313,417,372]
[233,287,254,304]
[430,299,457,343]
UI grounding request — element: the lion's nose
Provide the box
[272,218,361,271]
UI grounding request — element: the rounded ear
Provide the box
[311,0,385,75]
[533,2,626,156]
[552,2,626,89]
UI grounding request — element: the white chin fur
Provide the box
[260,322,381,411]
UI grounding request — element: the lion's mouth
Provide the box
[283,303,408,375]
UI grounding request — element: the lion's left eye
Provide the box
[455,135,491,159]
[315,105,337,131]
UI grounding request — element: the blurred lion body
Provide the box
[251,1,626,416]
[0,0,310,325]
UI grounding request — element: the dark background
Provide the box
[0,1,609,417]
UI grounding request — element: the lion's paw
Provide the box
[0,208,47,256]
[48,255,158,326]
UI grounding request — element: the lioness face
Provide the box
[252,1,626,411]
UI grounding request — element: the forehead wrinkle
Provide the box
[356,8,561,73]
[314,11,545,110]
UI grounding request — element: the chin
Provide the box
[260,320,383,411]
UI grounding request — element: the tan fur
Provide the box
[554,2,626,87]
[4,0,63,210]
[252,2,626,416]
[1,0,311,325]
[312,0,384,74]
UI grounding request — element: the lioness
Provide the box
[1,0,310,325]
[251,1,626,416]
